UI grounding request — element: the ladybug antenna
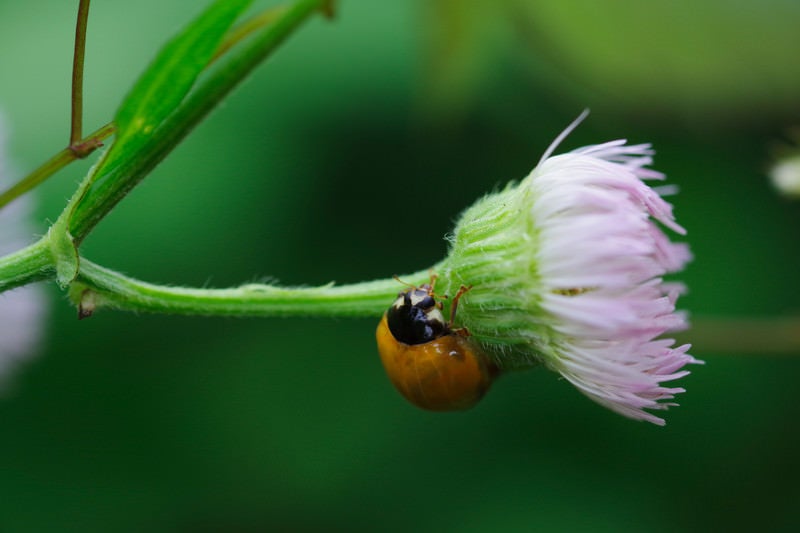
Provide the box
[392,272,441,297]
[392,275,415,289]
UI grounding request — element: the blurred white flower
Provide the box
[769,153,800,198]
[0,111,47,389]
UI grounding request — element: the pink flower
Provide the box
[442,114,699,424]
[529,139,698,425]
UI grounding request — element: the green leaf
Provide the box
[109,0,253,165]
[66,0,328,243]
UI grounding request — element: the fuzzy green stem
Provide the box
[74,259,432,318]
[0,238,53,292]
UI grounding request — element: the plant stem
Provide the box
[0,122,115,210]
[675,316,800,355]
[68,0,329,243]
[0,238,53,292]
[70,0,91,148]
[75,259,431,318]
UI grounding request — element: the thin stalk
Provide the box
[0,122,115,210]
[75,258,430,318]
[675,316,800,355]
[70,0,91,149]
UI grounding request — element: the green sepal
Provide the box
[48,218,80,288]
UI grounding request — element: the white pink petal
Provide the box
[523,132,697,425]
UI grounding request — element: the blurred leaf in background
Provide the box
[421,0,800,122]
[0,0,799,531]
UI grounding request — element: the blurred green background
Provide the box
[1,0,800,531]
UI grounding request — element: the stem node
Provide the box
[68,136,104,159]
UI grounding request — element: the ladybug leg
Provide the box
[448,284,473,327]
[428,271,439,293]
[426,271,445,306]
[451,325,472,337]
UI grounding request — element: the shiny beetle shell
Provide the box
[376,281,494,411]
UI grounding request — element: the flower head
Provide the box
[0,111,47,389]
[438,115,698,425]
[769,153,800,198]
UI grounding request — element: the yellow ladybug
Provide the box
[375,276,495,411]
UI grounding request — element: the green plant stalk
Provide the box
[74,258,432,318]
[675,316,800,355]
[0,238,53,292]
[67,0,328,243]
